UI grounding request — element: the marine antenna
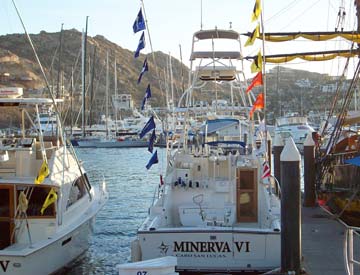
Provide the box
[335,0,346,31]
[200,0,203,30]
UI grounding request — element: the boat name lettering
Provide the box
[173,241,250,253]
[234,241,250,252]
[0,260,10,272]
[136,272,147,275]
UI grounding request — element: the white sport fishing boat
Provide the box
[274,112,315,153]
[129,28,281,274]
[0,97,108,275]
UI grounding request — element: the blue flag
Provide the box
[133,9,146,33]
[148,129,156,153]
[146,150,158,170]
[134,31,145,58]
[137,58,148,84]
[139,116,155,139]
[141,84,152,110]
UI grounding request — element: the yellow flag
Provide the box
[41,188,57,215]
[34,161,50,184]
[18,191,28,213]
[245,24,260,47]
[251,0,261,22]
[251,51,263,73]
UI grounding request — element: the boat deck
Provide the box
[302,206,360,275]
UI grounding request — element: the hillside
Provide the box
[0,29,189,108]
[0,29,348,126]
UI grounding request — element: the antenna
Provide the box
[200,0,203,30]
[335,0,346,32]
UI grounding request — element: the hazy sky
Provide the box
[1,0,359,78]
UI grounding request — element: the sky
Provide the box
[1,0,359,78]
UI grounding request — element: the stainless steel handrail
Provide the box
[319,205,360,275]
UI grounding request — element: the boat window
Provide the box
[0,189,10,217]
[17,186,56,217]
[67,175,87,208]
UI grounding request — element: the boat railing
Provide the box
[344,225,360,275]
[319,205,360,275]
[85,169,106,187]
[269,175,281,198]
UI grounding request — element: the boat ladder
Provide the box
[344,226,360,275]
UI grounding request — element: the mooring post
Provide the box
[273,134,284,193]
[303,134,316,207]
[267,131,272,170]
[280,137,301,274]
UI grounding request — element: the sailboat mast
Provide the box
[81,29,86,138]
[169,54,174,112]
[89,46,96,128]
[56,23,63,99]
[70,68,74,136]
[114,56,118,135]
[81,16,89,138]
[165,55,170,110]
[105,51,109,139]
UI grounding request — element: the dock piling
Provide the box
[280,137,301,274]
[303,134,316,207]
[273,134,284,193]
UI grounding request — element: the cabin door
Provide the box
[0,185,14,249]
[236,168,258,222]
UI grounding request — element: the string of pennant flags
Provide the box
[245,0,264,119]
[133,7,158,170]
[246,0,270,180]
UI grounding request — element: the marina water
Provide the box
[63,147,165,275]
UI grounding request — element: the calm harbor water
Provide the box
[64,147,166,275]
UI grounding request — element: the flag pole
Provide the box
[140,1,164,98]
[260,0,268,160]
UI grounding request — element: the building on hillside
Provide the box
[19,76,33,82]
[295,78,311,88]
[321,81,350,93]
[0,73,10,83]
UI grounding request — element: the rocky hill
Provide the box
[0,29,189,108]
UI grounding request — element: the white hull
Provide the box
[137,229,280,273]
[0,185,106,275]
[0,219,92,275]
[73,138,148,148]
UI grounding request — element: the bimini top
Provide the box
[190,29,241,61]
[0,97,64,107]
[194,29,240,40]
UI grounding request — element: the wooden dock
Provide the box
[302,206,360,275]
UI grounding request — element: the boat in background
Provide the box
[127,27,281,274]
[33,109,58,137]
[0,87,23,98]
[0,97,108,275]
[71,135,149,148]
[274,112,315,152]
